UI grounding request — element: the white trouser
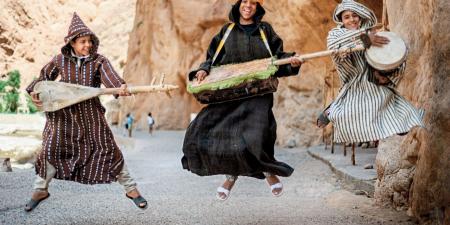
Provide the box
[33,161,137,193]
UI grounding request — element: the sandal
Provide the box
[269,182,283,197]
[216,186,231,201]
[126,193,148,209]
[216,176,236,201]
[317,111,330,128]
[24,193,50,212]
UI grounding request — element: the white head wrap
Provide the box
[333,0,377,29]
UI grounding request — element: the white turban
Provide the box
[333,0,377,29]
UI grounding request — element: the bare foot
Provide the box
[31,190,49,201]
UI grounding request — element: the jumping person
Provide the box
[182,0,302,201]
[25,13,147,211]
[317,0,423,143]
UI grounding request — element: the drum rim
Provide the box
[366,51,407,71]
[365,31,407,71]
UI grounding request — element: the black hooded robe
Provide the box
[181,2,301,179]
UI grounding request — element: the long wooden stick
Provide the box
[351,143,356,165]
[101,85,179,95]
[382,0,390,31]
[273,46,366,66]
[331,131,335,154]
[344,143,347,156]
[273,25,384,66]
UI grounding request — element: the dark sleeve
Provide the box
[26,56,60,94]
[386,61,406,88]
[99,56,125,88]
[263,23,301,78]
[188,24,229,81]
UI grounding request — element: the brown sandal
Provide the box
[24,193,50,212]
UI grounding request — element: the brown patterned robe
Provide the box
[26,13,125,184]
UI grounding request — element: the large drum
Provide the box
[365,31,407,72]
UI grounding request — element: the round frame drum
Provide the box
[365,31,407,72]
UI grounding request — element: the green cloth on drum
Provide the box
[187,64,278,94]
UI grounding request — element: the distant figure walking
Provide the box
[126,113,134,137]
[147,112,155,135]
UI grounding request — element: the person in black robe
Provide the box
[182,0,302,200]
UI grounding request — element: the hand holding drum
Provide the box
[365,31,407,73]
[195,70,208,82]
[368,29,390,47]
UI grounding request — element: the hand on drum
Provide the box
[195,70,208,82]
[30,92,43,108]
[368,30,390,47]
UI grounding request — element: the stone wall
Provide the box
[374,0,450,223]
[0,0,136,87]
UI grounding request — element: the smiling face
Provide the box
[239,0,257,23]
[341,10,361,30]
[70,35,92,56]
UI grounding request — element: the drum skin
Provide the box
[365,31,407,72]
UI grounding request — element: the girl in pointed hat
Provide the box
[317,0,423,144]
[182,0,302,201]
[24,12,147,211]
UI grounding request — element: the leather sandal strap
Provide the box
[270,182,283,190]
[216,186,230,196]
[126,194,148,209]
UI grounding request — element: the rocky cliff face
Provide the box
[375,0,449,223]
[0,0,136,87]
[4,0,447,222]
[125,0,448,222]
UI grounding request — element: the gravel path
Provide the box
[0,131,414,225]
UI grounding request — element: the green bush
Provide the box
[26,94,38,113]
[7,70,20,88]
[0,70,21,113]
[0,80,6,92]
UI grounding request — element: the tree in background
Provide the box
[0,70,21,113]
[26,94,38,113]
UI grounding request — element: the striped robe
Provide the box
[26,13,126,184]
[326,0,423,143]
[27,54,125,184]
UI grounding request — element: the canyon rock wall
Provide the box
[0,0,136,87]
[374,0,449,223]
